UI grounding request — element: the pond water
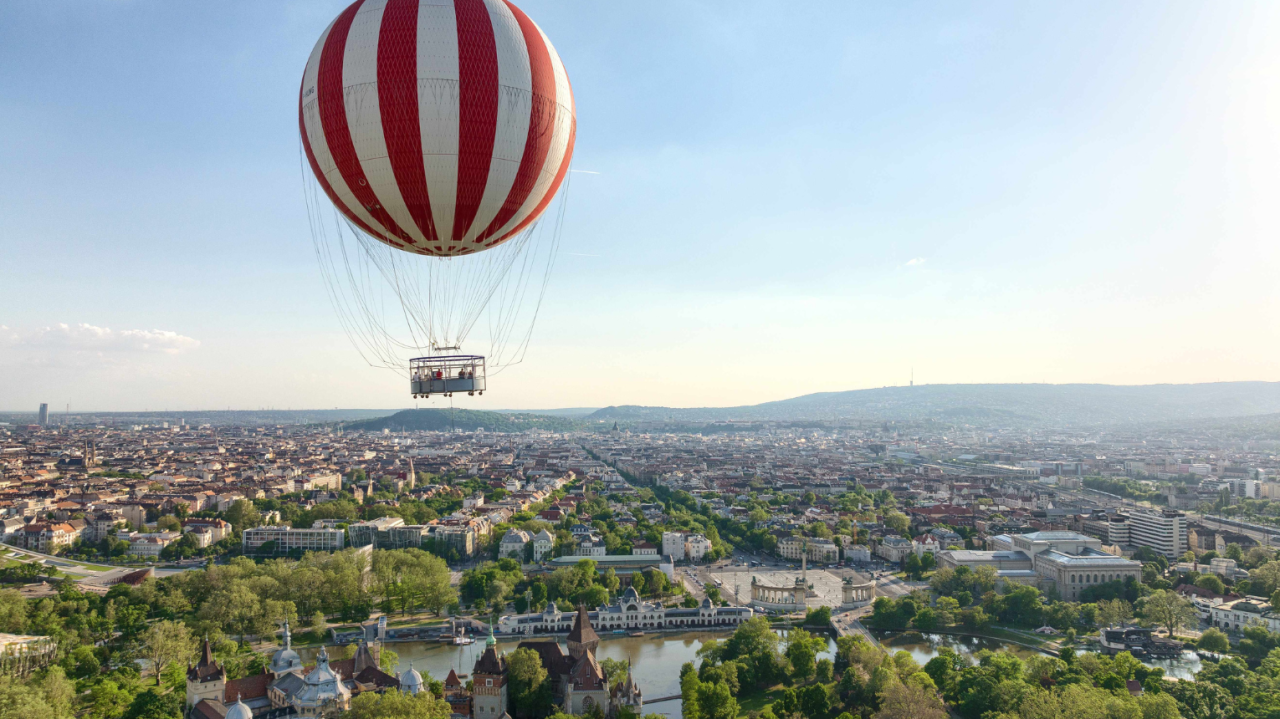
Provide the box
[297,629,837,718]
[872,631,1203,680]
[294,627,1201,716]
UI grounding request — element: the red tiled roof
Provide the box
[224,671,271,702]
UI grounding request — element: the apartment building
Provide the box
[684,534,712,562]
[425,525,475,557]
[123,530,180,557]
[182,518,231,544]
[777,536,840,564]
[1128,510,1187,558]
[662,532,686,561]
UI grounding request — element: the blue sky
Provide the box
[2,1,1279,411]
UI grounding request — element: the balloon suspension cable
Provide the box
[300,138,570,377]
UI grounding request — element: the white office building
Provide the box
[1128,510,1187,558]
[243,526,345,555]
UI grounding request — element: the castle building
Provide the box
[186,623,401,718]
[469,606,643,719]
[444,669,473,719]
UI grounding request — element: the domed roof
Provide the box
[226,696,253,719]
[271,646,301,672]
[305,648,340,686]
[400,663,425,695]
[270,622,302,673]
[292,647,351,710]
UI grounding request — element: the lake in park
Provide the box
[297,628,1202,717]
[298,629,839,718]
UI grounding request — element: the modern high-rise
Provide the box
[1127,510,1187,558]
[37,403,48,426]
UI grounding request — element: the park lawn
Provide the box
[735,680,836,718]
[736,686,788,716]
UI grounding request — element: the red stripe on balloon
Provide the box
[378,0,438,247]
[300,69,390,245]
[496,113,575,245]
[318,0,411,247]
[452,0,500,244]
[475,1,556,244]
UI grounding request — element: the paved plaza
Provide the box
[710,568,847,609]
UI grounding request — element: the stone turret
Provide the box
[566,605,599,660]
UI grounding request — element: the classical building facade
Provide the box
[937,531,1142,601]
[841,575,875,608]
[749,574,809,613]
[499,587,753,635]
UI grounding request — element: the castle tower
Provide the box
[472,626,508,719]
[186,637,226,708]
[353,639,380,674]
[566,605,599,660]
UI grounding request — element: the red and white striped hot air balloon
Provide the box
[300,0,576,258]
[298,0,578,394]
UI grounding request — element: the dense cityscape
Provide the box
[4,0,1274,718]
[3,405,1280,719]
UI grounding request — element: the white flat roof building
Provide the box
[1128,510,1187,558]
[243,526,345,555]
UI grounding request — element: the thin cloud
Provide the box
[0,323,200,354]
[903,257,927,267]
[570,169,601,175]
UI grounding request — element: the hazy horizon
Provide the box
[4,2,1279,412]
[8,379,1280,415]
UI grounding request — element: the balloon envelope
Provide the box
[300,0,576,257]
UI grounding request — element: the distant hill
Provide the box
[587,382,1280,427]
[344,408,579,433]
[494,407,600,418]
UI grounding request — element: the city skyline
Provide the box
[4,1,1280,412]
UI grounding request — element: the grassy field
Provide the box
[735,680,836,718]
